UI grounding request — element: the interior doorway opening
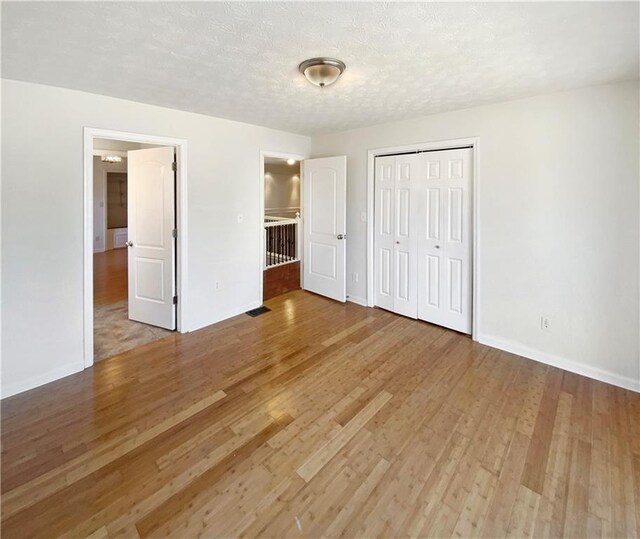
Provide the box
[261,154,303,301]
[92,138,176,361]
[84,129,189,368]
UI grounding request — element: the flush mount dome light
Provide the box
[299,57,346,88]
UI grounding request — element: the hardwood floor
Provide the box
[94,248,128,305]
[2,290,639,538]
[263,261,300,301]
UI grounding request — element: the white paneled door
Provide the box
[417,148,473,333]
[303,156,347,302]
[127,147,176,330]
[374,148,473,334]
[374,154,422,318]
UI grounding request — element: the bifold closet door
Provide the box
[417,148,473,334]
[374,154,420,318]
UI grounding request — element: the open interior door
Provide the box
[302,156,347,302]
[127,146,176,330]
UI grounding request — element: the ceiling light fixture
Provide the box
[286,158,296,165]
[101,155,122,163]
[299,57,346,88]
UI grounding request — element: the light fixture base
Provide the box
[299,57,346,88]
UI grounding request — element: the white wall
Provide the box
[93,156,128,252]
[1,79,310,397]
[312,81,640,391]
[264,163,300,217]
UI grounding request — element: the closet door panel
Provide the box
[374,156,395,312]
[418,148,473,334]
[392,155,420,318]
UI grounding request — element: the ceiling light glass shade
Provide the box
[101,155,122,163]
[287,158,296,165]
[299,58,346,88]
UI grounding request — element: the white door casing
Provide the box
[374,154,421,318]
[302,156,347,302]
[417,148,473,333]
[127,147,176,329]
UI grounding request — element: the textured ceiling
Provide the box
[2,2,638,135]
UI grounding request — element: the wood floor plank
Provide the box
[1,290,639,538]
[296,390,393,482]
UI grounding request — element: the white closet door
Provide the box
[374,154,420,318]
[374,156,395,312]
[393,154,420,318]
[417,148,473,334]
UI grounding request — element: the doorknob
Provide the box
[395,241,400,244]
[435,245,440,249]
[337,234,346,240]
[126,241,133,247]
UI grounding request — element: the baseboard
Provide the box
[1,362,85,399]
[347,295,368,307]
[187,300,262,333]
[93,248,105,253]
[477,334,640,393]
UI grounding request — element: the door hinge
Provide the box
[172,229,177,238]
[172,161,177,172]
[173,295,178,305]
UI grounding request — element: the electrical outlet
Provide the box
[352,272,359,283]
[541,316,550,332]
[95,236,99,242]
[360,211,367,222]
[237,213,244,223]
[215,281,221,290]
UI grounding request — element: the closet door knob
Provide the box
[126,241,133,247]
[435,245,440,249]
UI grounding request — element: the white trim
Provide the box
[83,127,189,369]
[259,150,308,303]
[366,136,480,341]
[346,295,368,307]
[189,300,262,333]
[478,334,640,393]
[1,362,84,400]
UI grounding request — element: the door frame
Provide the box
[259,150,308,301]
[83,127,189,368]
[366,137,480,341]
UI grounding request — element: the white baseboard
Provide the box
[347,295,368,307]
[477,334,640,393]
[93,247,105,253]
[1,361,85,399]
[186,300,262,333]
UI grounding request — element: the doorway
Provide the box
[262,155,302,301]
[259,151,348,305]
[84,129,188,368]
[367,138,479,338]
[259,151,307,302]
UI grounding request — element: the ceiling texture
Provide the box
[2,2,638,135]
